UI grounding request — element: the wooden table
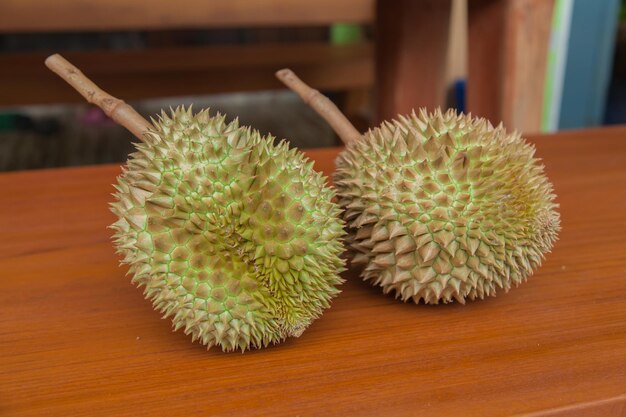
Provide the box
[1,127,625,416]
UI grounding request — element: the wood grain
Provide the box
[0,43,373,106]
[1,127,626,416]
[0,0,374,32]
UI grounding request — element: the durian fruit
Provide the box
[45,54,345,351]
[276,69,560,304]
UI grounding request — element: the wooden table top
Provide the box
[1,126,625,416]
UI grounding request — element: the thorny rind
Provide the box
[335,108,560,304]
[111,107,345,352]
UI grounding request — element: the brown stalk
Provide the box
[45,54,152,141]
[275,69,361,146]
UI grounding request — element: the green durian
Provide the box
[276,69,560,305]
[45,56,346,351]
[334,108,560,304]
[110,107,345,351]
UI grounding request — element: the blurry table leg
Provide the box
[375,0,453,123]
[468,0,555,132]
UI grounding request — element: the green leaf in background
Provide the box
[330,24,364,44]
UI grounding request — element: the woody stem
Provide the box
[45,54,152,141]
[275,68,361,146]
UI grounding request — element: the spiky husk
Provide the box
[335,108,560,304]
[110,108,345,351]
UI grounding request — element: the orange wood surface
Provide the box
[0,0,374,32]
[1,127,625,416]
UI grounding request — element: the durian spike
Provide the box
[45,54,152,141]
[275,68,361,146]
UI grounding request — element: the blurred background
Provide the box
[0,0,624,171]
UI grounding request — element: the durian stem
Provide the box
[45,54,152,141]
[275,68,361,146]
